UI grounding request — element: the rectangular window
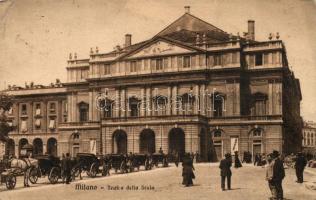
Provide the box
[163,58,168,69]
[104,64,111,75]
[249,55,255,67]
[232,53,237,63]
[144,59,148,70]
[156,59,163,70]
[255,53,263,66]
[177,56,182,67]
[21,104,27,115]
[35,119,41,129]
[183,56,191,68]
[272,52,277,64]
[130,61,137,72]
[21,120,28,133]
[214,55,222,66]
[35,103,41,116]
[49,103,56,114]
[263,53,269,65]
[49,119,56,130]
[199,55,204,66]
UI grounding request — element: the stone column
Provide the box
[167,86,172,115]
[121,89,126,117]
[115,89,120,117]
[200,84,206,115]
[146,87,152,116]
[194,84,200,114]
[172,85,178,115]
[140,88,145,116]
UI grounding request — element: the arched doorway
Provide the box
[112,130,127,154]
[5,139,15,157]
[139,129,155,154]
[47,138,57,156]
[33,138,43,156]
[69,131,80,157]
[168,128,185,157]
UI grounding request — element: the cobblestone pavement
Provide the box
[1,163,315,200]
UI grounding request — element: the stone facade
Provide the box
[1,8,303,161]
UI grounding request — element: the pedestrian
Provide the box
[254,154,259,166]
[175,151,179,167]
[266,153,277,200]
[182,153,195,187]
[271,150,285,200]
[64,153,72,184]
[219,153,232,191]
[159,147,163,154]
[23,152,32,187]
[61,153,66,183]
[295,152,307,183]
[234,151,242,168]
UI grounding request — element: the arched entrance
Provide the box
[112,130,127,154]
[139,129,155,154]
[47,138,57,156]
[18,138,28,156]
[5,139,15,157]
[33,138,43,156]
[168,128,185,157]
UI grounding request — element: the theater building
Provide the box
[1,7,303,161]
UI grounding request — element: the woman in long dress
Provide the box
[182,153,195,187]
[234,151,242,168]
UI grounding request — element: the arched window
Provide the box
[181,93,195,115]
[251,93,267,116]
[129,97,140,117]
[253,129,262,137]
[78,102,89,122]
[213,130,222,137]
[99,98,113,118]
[153,95,167,116]
[212,92,225,117]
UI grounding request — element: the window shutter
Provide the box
[177,56,183,68]
[191,55,196,67]
[208,56,214,67]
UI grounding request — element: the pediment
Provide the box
[127,40,196,59]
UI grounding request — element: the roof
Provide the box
[156,13,226,36]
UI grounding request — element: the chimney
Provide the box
[184,6,190,14]
[247,20,255,40]
[125,34,132,47]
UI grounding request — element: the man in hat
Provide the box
[295,152,307,183]
[219,153,232,191]
[271,150,285,200]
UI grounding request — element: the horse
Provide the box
[9,157,38,171]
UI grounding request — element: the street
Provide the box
[1,163,316,200]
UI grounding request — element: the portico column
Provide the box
[146,87,152,116]
[121,89,126,117]
[172,85,178,115]
[194,84,200,114]
[167,86,172,115]
[140,88,145,116]
[115,89,120,117]
[200,84,206,115]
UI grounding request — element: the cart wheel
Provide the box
[49,167,59,184]
[89,163,98,178]
[6,174,16,190]
[29,167,39,184]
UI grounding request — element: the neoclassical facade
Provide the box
[1,7,303,161]
[302,121,316,152]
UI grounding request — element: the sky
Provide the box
[0,0,315,121]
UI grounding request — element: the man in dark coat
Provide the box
[271,150,285,200]
[219,153,232,191]
[64,153,72,184]
[182,153,195,187]
[295,152,307,183]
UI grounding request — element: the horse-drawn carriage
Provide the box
[72,153,103,178]
[108,154,129,173]
[151,153,168,167]
[30,155,63,184]
[129,154,151,171]
[0,159,16,190]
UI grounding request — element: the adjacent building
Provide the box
[1,7,303,161]
[302,121,316,153]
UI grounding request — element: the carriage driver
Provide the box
[23,152,33,187]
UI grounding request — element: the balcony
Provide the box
[209,115,283,125]
[58,121,100,130]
